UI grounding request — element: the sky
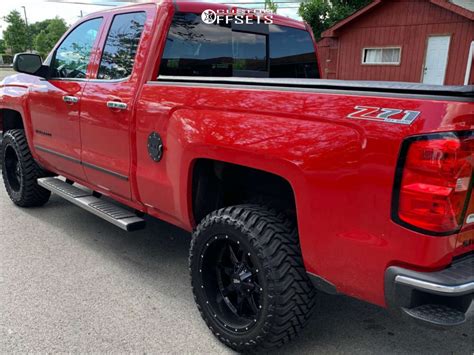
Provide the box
[0,0,302,39]
[0,1,106,35]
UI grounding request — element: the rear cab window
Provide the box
[159,12,319,79]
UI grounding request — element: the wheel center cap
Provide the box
[231,268,253,290]
[232,271,243,284]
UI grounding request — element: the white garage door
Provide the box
[422,36,451,85]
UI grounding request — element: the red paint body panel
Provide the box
[32,79,88,180]
[1,1,473,309]
[135,83,472,306]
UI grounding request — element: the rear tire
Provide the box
[189,204,316,352]
[1,129,51,207]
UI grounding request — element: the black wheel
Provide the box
[189,205,316,352]
[1,129,51,207]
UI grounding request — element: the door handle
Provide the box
[63,95,79,104]
[106,101,128,110]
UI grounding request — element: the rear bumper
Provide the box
[385,254,473,327]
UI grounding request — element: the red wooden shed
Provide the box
[317,0,474,85]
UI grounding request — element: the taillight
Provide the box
[393,132,473,235]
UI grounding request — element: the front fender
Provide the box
[0,73,38,155]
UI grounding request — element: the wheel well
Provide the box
[192,159,296,224]
[0,109,24,134]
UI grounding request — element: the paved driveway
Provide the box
[0,68,14,80]
[0,175,472,353]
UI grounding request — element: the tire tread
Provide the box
[190,204,316,352]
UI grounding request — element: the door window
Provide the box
[97,12,146,80]
[51,18,102,79]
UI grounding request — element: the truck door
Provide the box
[29,18,103,181]
[79,11,147,200]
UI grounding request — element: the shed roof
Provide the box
[322,0,474,38]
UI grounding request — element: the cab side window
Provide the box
[232,30,267,77]
[159,13,233,77]
[97,12,146,80]
[269,25,319,78]
[51,18,102,79]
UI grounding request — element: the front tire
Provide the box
[189,205,316,352]
[1,129,51,207]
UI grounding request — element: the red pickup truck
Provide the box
[1,1,473,351]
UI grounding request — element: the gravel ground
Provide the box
[0,174,472,354]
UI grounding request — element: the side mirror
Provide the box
[13,53,43,76]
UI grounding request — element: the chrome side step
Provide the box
[38,177,145,231]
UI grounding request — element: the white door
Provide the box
[464,41,473,85]
[422,36,451,85]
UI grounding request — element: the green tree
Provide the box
[265,0,278,13]
[299,0,372,39]
[29,19,52,39]
[33,18,68,57]
[34,31,49,57]
[0,39,6,54]
[2,10,28,54]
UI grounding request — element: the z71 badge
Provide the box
[348,106,420,125]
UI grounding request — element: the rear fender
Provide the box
[166,107,363,266]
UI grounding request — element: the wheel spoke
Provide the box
[241,281,254,291]
[216,268,225,290]
[216,285,233,303]
[236,294,244,313]
[225,298,238,316]
[228,244,239,264]
[246,294,259,314]
[216,292,224,304]
[15,163,22,180]
[253,282,263,294]
[240,251,247,264]
[240,270,253,281]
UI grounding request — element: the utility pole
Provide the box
[21,6,32,52]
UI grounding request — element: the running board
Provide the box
[402,304,466,327]
[37,177,145,231]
